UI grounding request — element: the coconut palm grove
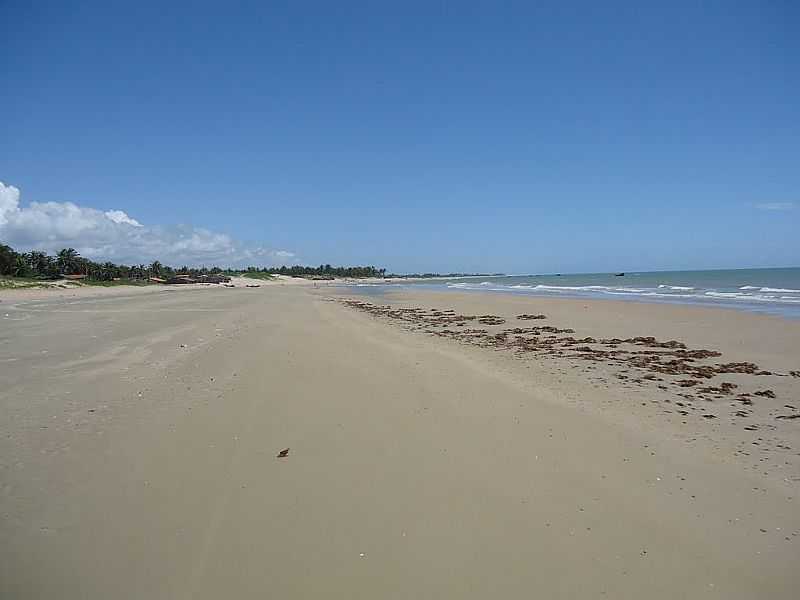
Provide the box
[0,243,386,281]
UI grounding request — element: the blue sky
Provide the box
[1,1,798,272]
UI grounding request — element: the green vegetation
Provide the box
[242,272,276,280]
[253,264,386,278]
[81,279,152,287]
[0,275,89,290]
[0,242,389,283]
[0,242,240,282]
[0,277,53,289]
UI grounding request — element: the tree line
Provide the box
[0,243,386,281]
[255,264,386,278]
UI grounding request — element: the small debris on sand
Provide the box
[697,382,737,395]
[676,379,700,387]
[277,448,290,458]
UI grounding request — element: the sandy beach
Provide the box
[2,283,799,598]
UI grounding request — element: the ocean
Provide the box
[345,267,800,318]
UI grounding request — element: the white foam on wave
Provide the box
[604,290,693,298]
[530,284,613,291]
[749,294,800,303]
[738,286,800,293]
[701,291,800,304]
[447,283,509,293]
[640,291,697,299]
[604,290,654,297]
[760,287,800,293]
[441,280,800,306]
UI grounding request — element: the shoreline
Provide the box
[341,282,800,319]
[325,287,800,484]
[344,282,800,322]
[333,268,800,319]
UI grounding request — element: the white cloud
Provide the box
[0,182,20,226]
[754,202,795,211]
[0,181,297,267]
[104,209,142,227]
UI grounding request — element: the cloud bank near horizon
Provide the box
[0,182,297,267]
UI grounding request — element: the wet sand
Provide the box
[2,284,799,598]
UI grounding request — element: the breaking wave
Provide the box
[346,270,800,317]
[759,287,800,293]
[443,281,800,307]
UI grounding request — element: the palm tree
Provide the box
[14,254,29,277]
[26,251,48,275]
[102,262,117,280]
[56,248,79,274]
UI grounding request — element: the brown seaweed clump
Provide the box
[338,298,783,409]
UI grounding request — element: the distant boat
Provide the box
[615,272,625,276]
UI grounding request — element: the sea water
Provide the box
[345,268,800,318]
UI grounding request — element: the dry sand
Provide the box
[1,284,798,598]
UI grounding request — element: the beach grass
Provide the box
[0,277,53,289]
[0,276,152,289]
[80,279,152,287]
